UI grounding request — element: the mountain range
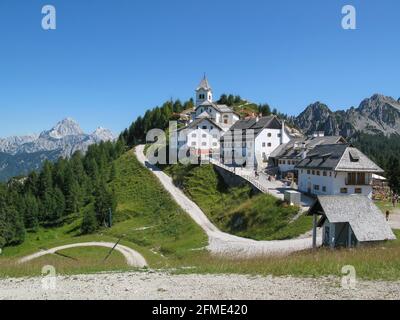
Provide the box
[0,118,115,181]
[294,94,400,137]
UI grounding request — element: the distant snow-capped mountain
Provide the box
[0,118,115,181]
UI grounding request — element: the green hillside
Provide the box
[0,149,207,276]
[165,164,312,240]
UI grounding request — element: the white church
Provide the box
[178,76,240,156]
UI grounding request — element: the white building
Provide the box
[270,134,347,175]
[178,76,240,156]
[296,144,384,199]
[221,115,292,170]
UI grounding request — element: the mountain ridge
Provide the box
[0,118,115,181]
[294,94,400,137]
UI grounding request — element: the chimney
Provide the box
[281,120,285,144]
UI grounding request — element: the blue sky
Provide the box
[0,0,399,137]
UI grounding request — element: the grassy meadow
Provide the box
[164,163,312,240]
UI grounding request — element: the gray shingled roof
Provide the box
[196,111,211,119]
[296,144,384,173]
[195,102,237,115]
[224,116,281,138]
[309,195,396,242]
[196,76,211,91]
[270,136,346,159]
[180,117,223,131]
[336,147,383,172]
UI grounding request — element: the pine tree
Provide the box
[81,208,98,234]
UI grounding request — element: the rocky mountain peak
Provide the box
[40,118,84,139]
[92,127,115,141]
[0,118,115,181]
[294,93,400,137]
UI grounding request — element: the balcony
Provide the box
[345,176,372,186]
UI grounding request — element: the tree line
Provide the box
[351,132,400,193]
[0,139,125,248]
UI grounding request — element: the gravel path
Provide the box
[135,145,322,257]
[18,242,148,268]
[1,272,399,300]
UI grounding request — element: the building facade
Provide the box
[178,76,239,157]
[296,144,384,199]
[221,116,292,170]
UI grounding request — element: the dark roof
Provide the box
[308,195,396,242]
[270,136,346,159]
[223,116,281,138]
[296,144,383,172]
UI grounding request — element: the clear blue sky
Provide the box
[0,0,399,137]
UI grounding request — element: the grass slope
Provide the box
[0,149,206,277]
[165,164,312,240]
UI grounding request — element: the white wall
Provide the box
[182,120,222,153]
[255,128,282,169]
[297,170,373,198]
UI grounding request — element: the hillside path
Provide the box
[135,145,322,257]
[18,242,148,268]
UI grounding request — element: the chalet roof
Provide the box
[308,195,396,242]
[295,144,384,173]
[270,136,346,159]
[196,111,211,119]
[195,102,237,115]
[180,117,223,131]
[224,116,281,137]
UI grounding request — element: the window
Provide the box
[301,170,303,174]
[192,133,196,138]
[322,186,327,192]
[262,142,266,147]
[307,170,310,174]
[201,142,207,146]
[312,170,315,175]
[212,134,218,139]
[355,188,362,194]
[267,133,272,137]
[202,134,207,138]
[323,171,327,176]
[211,126,214,130]
[267,143,272,147]
[282,160,286,165]
[329,172,332,177]
[191,142,196,146]
[213,142,218,147]
[340,188,348,194]
[317,171,320,176]
[278,133,281,137]
[202,125,207,129]
[314,185,320,191]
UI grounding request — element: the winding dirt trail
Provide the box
[18,242,148,268]
[135,145,322,257]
